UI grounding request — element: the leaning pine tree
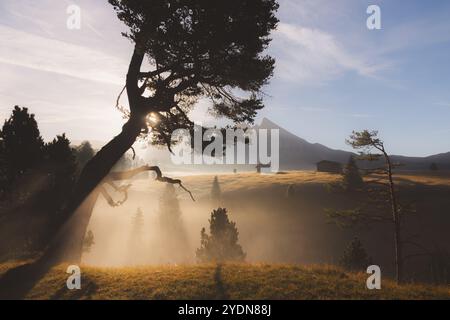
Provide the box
[327,131,410,284]
[196,208,245,263]
[37,0,279,265]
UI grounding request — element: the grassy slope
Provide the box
[1,262,448,300]
[2,171,449,300]
[133,170,450,201]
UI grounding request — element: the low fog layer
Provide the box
[80,172,450,286]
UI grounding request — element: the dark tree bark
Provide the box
[42,116,143,264]
[41,49,147,264]
[35,47,195,265]
[383,150,402,284]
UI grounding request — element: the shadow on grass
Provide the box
[0,259,51,300]
[214,264,229,300]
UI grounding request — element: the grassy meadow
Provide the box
[2,170,449,300]
[1,262,449,300]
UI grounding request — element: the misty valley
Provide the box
[1,0,450,303]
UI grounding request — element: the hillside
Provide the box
[0,262,448,300]
[257,118,450,170]
[257,118,353,170]
[134,117,450,172]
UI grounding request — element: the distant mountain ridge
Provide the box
[74,118,450,172]
[257,118,352,170]
[257,117,450,171]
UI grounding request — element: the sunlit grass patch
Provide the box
[1,262,448,300]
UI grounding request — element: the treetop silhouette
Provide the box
[110,0,279,148]
[0,106,44,191]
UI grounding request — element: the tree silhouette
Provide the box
[0,106,43,195]
[133,208,145,241]
[0,108,79,256]
[82,230,95,253]
[211,176,222,204]
[74,141,95,171]
[157,184,190,263]
[128,207,145,264]
[158,184,182,230]
[196,208,245,263]
[132,207,145,235]
[40,0,279,264]
[340,237,372,271]
[342,155,364,191]
[329,130,406,283]
[45,135,77,194]
[40,134,78,224]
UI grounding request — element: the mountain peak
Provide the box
[259,117,282,130]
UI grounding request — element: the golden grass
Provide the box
[1,262,448,300]
[132,170,450,201]
[132,171,343,200]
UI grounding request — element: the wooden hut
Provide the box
[316,160,343,174]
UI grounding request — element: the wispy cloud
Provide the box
[272,23,387,85]
[348,113,373,118]
[0,25,126,85]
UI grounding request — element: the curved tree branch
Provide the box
[106,165,195,202]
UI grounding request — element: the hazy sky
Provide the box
[1,0,450,156]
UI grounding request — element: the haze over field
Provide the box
[1,0,450,301]
[79,171,450,285]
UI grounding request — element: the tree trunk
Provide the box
[384,152,402,284]
[43,115,144,264]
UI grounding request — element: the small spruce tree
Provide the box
[82,230,95,253]
[43,134,78,214]
[132,207,144,241]
[75,141,95,171]
[342,155,364,191]
[157,184,190,263]
[340,237,372,271]
[196,208,245,263]
[0,106,44,193]
[211,176,222,204]
[127,207,145,265]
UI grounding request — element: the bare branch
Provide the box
[115,85,130,117]
[99,184,131,207]
[106,165,195,201]
[116,85,126,109]
[148,165,196,202]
